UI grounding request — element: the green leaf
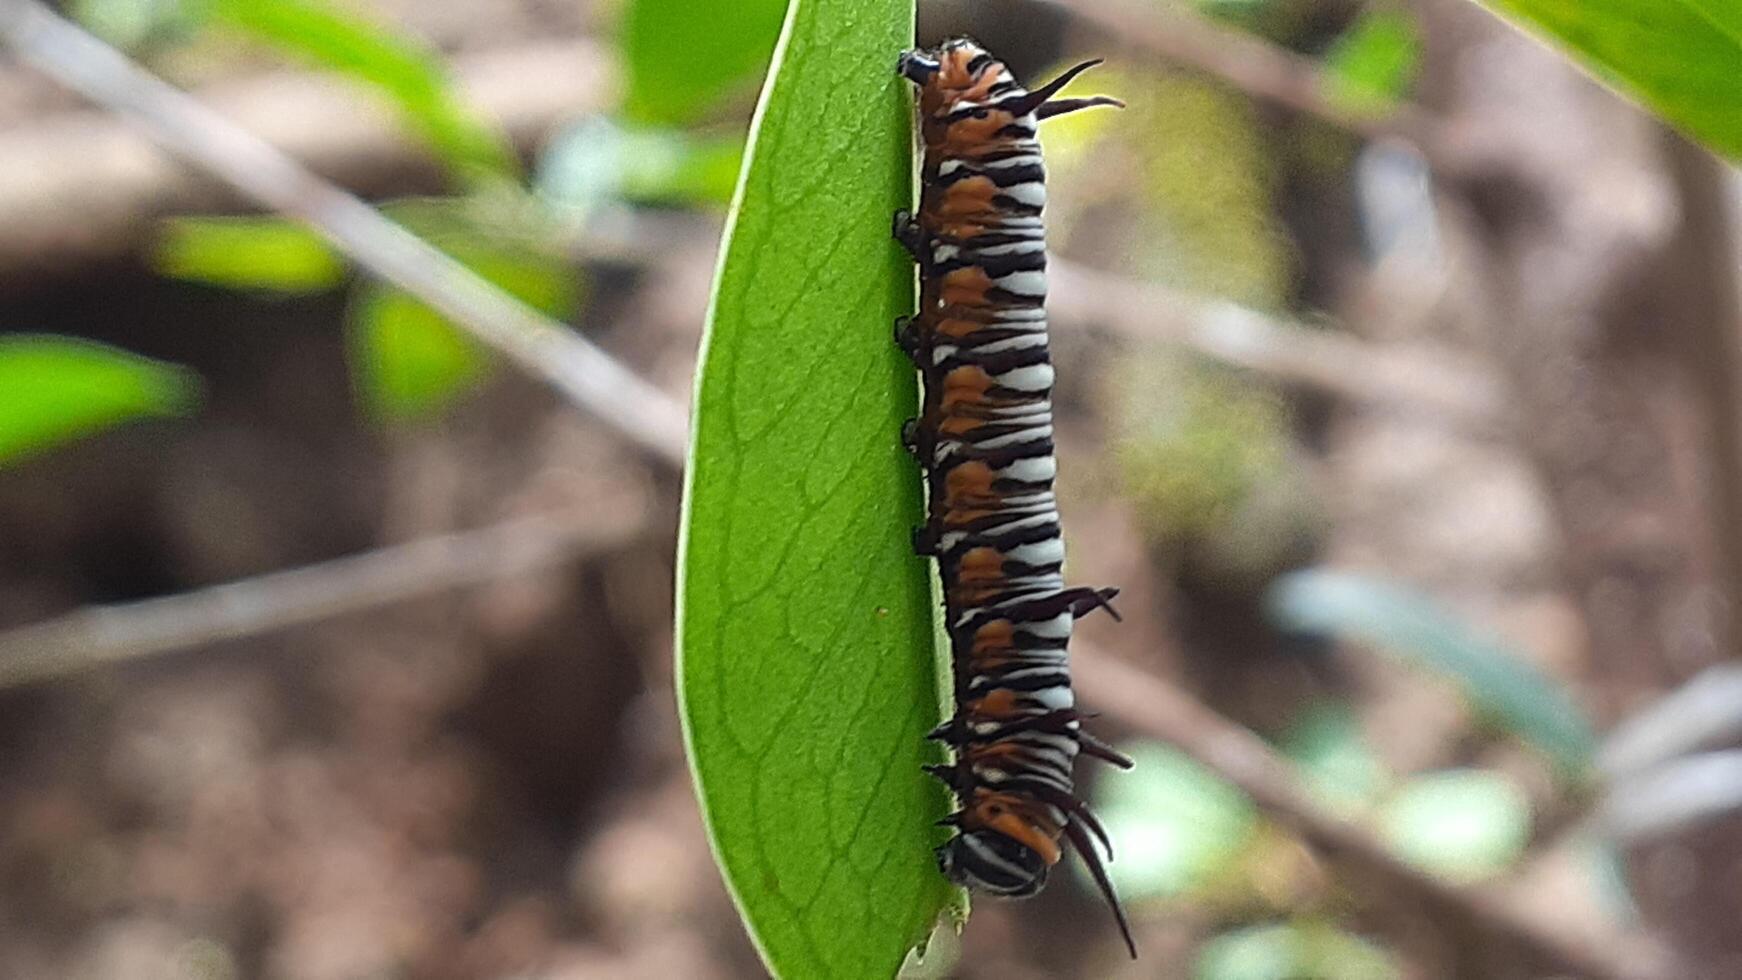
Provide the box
[1470,0,1742,160]
[675,0,950,974]
[1279,701,1390,814]
[1093,741,1259,901]
[0,335,200,465]
[155,216,346,293]
[1323,10,1421,112]
[619,0,791,126]
[347,248,577,422]
[1377,769,1531,881]
[1197,921,1398,980]
[631,134,744,207]
[71,0,210,50]
[1267,570,1597,776]
[211,0,515,181]
[1189,0,1271,15]
[536,117,743,224]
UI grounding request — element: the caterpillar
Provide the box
[894,39,1136,957]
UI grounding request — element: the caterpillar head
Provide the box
[936,829,1050,897]
[898,38,998,88]
[898,39,1122,140]
[897,39,1010,117]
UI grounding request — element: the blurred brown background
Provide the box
[2,0,1740,976]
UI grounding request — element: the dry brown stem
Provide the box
[0,509,644,689]
[1050,258,1504,431]
[1049,0,1453,165]
[0,36,613,288]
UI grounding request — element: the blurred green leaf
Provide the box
[1279,702,1390,814]
[651,135,745,206]
[0,335,200,465]
[1323,10,1421,112]
[155,216,346,293]
[1197,921,1398,980]
[1471,0,1742,160]
[1378,769,1531,881]
[675,0,949,974]
[620,0,790,126]
[347,249,576,422]
[1190,0,1271,14]
[1267,569,1597,776]
[537,117,742,224]
[1109,359,1313,582]
[1042,67,1292,308]
[1094,741,1259,900]
[72,0,210,49]
[211,0,515,180]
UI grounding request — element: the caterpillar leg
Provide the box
[900,418,923,457]
[897,48,940,86]
[911,523,940,556]
[922,762,965,792]
[893,210,927,260]
[894,315,924,361]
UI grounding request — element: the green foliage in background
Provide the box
[153,200,575,423]
[1472,0,1742,160]
[1043,47,1323,584]
[676,0,960,974]
[1323,9,1421,113]
[130,0,552,426]
[1105,358,1316,582]
[1095,741,1260,901]
[210,0,515,181]
[72,0,210,50]
[1111,362,1287,542]
[620,0,790,126]
[0,336,200,465]
[1279,702,1389,815]
[137,0,785,436]
[1185,0,1318,45]
[349,247,576,422]
[1377,769,1530,882]
[1197,921,1398,980]
[1284,718,1534,904]
[1267,569,1597,776]
[1099,723,1528,973]
[537,118,742,222]
[155,216,346,293]
[347,198,581,422]
[1043,67,1291,309]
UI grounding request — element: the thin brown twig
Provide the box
[0,508,645,689]
[0,37,615,287]
[0,0,688,465]
[1072,647,1672,980]
[1660,132,1742,664]
[1049,258,1504,430]
[1046,0,1453,166]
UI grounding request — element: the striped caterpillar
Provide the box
[894,39,1136,957]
